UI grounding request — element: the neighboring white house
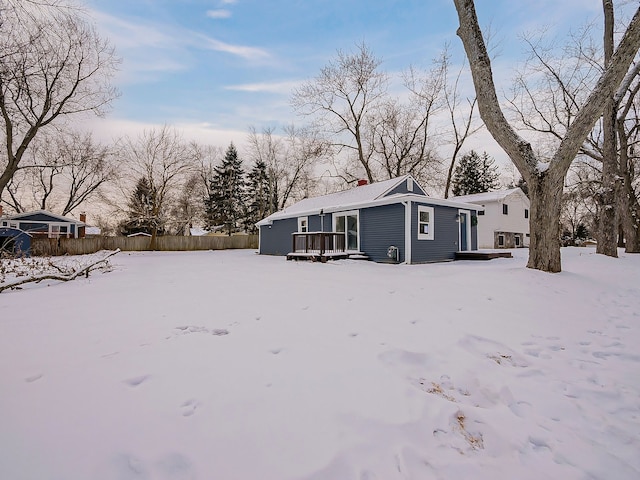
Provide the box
[452,188,530,249]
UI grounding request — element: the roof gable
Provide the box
[4,210,84,225]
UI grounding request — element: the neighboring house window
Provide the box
[50,225,60,238]
[297,217,308,233]
[1,221,6,226]
[524,208,529,219]
[407,178,413,192]
[417,205,434,240]
[503,204,509,215]
[478,210,485,216]
[515,235,521,247]
[498,234,505,247]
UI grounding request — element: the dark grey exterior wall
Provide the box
[359,204,406,263]
[259,217,298,255]
[410,203,459,263]
[308,213,332,232]
[384,178,426,197]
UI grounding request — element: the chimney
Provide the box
[79,212,86,238]
[357,179,368,186]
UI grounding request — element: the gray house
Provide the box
[0,210,86,238]
[256,175,483,264]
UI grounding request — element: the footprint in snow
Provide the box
[25,373,43,383]
[212,329,229,336]
[180,399,200,417]
[270,348,283,355]
[124,375,151,387]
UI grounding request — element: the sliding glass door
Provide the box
[334,211,359,252]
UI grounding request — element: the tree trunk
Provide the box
[597,0,619,257]
[527,170,564,272]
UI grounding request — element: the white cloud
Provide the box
[206,9,232,19]
[225,80,300,94]
[200,35,270,61]
[220,0,238,4]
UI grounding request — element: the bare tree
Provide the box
[2,130,115,215]
[0,0,119,199]
[453,0,640,272]
[437,47,483,199]
[291,42,388,183]
[247,125,327,212]
[117,126,196,246]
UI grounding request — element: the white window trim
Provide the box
[458,209,472,251]
[48,222,73,238]
[297,216,308,233]
[417,205,434,240]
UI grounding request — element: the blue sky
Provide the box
[83,0,609,162]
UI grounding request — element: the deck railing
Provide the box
[291,232,346,255]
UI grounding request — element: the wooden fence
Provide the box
[31,235,259,256]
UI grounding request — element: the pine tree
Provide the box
[244,159,270,233]
[121,176,158,235]
[451,150,500,196]
[205,143,246,235]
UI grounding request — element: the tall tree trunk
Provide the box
[619,137,640,252]
[527,170,564,272]
[597,0,619,257]
[454,0,640,271]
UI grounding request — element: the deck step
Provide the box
[455,251,513,261]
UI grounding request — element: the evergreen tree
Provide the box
[205,143,246,235]
[121,176,159,235]
[244,159,271,233]
[451,150,500,196]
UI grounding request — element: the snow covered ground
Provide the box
[0,248,639,480]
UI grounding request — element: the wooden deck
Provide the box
[287,232,368,262]
[455,250,513,260]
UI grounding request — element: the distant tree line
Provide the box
[1,0,639,274]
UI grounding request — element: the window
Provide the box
[478,210,485,216]
[498,234,505,247]
[417,205,434,240]
[524,208,529,219]
[503,204,509,215]
[407,178,413,192]
[297,217,308,233]
[515,235,521,247]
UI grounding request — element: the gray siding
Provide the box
[410,203,459,263]
[360,204,406,263]
[259,218,297,255]
[385,178,426,197]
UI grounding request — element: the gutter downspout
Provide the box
[403,201,411,264]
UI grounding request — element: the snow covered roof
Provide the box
[189,227,209,237]
[451,188,526,204]
[3,209,86,225]
[257,175,483,226]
